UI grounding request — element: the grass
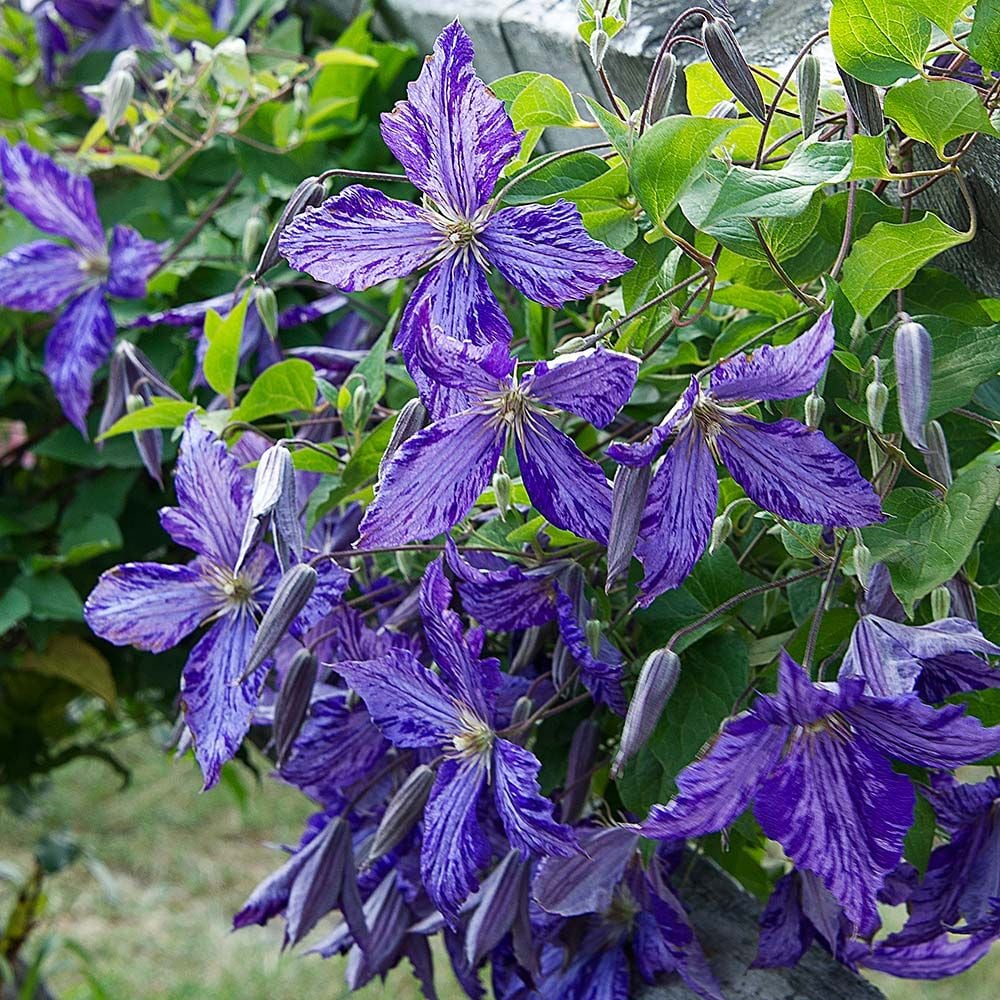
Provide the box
[3,731,999,999]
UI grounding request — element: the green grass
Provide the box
[3,732,999,999]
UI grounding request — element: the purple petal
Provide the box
[0,240,87,312]
[277,291,349,328]
[523,347,638,428]
[516,416,613,544]
[356,410,503,548]
[131,291,235,329]
[419,558,502,723]
[380,20,521,217]
[863,928,998,979]
[753,873,813,968]
[421,757,492,924]
[491,738,579,859]
[84,560,218,652]
[925,774,1000,833]
[482,201,633,307]
[709,309,834,402]
[465,850,532,966]
[608,377,699,469]
[407,307,512,394]
[755,651,865,728]
[754,730,912,931]
[278,185,442,291]
[43,286,114,434]
[105,225,160,299]
[847,693,1000,769]
[158,414,251,565]
[0,140,105,252]
[335,649,459,749]
[533,826,639,916]
[180,610,264,789]
[554,589,627,714]
[717,415,884,527]
[642,714,786,840]
[634,424,718,604]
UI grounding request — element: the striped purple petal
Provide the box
[0,240,88,312]
[105,224,160,299]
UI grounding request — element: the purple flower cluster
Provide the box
[71,17,1000,996]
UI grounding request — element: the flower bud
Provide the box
[554,336,590,356]
[367,765,436,861]
[707,99,740,119]
[709,512,732,554]
[931,584,951,621]
[273,648,317,766]
[646,52,677,123]
[103,69,134,134]
[511,625,544,674]
[840,70,884,136]
[947,576,977,623]
[293,81,310,116]
[237,443,302,573]
[493,456,513,516]
[241,212,265,266]
[510,695,534,730]
[254,286,279,340]
[702,19,766,123]
[805,389,824,430]
[585,619,602,658]
[853,538,872,588]
[607,463,651,591]
[590,29,610,70]
[552,638,573,690]
[350,382,371,431]
[125,392,146,414]
[465,851,531,966]
[924,420,952,489]
[378,398,426,482]
[893,317,933,450]
[611,648,680,778]
[562,718,599,824]
[254,175,326,280]
[796,53,821,138]
[242,563,317,680]
[866,359,888,432]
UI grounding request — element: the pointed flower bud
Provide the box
[647,51,677,124]
[590,28,610,70]
[510,695,534,731]
[125,392,146,414]
[254,175,326,280]
[554,336,590,356]
[931,584,952,621]
[924,420,952,489]
[796,53,821,138]
[709,512,732,554]
[612,648,680,779]
[562,718,599,824]
[493,456,513,516]
[511,625,544,675]
[274,649,317,766]
[866,358,888,432]
[607,463,652,591]
[103,69,134,134]
[805,389,825,430]
[242,212,265,266]
[378,397,426,482]
[242,563,317,680]
[368,765,436,862]
[585,619,602,658]
[707,99,740,119]
[237,443,303,573]
[853,538,872,588]
[465,851,531,966]
[255,286,279,340]
[702,19,766,123]
[893,317,933,450]
[840,71,884,136]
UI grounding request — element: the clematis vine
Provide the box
[641,651,1000,931]
[357,324,638,548]
[0,140,160,433]
[279,20,633,417]
[608,310,884,603]
[85,415,348,787]
[336,559,578,922]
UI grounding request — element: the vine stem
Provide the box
[803,535,847,672]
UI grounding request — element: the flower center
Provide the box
[451,705,495,762]
[207,564,257,610]
[426,202,492,268]
[80,251,110,279]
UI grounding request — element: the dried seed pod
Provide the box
[646,51,678,124]
[702,19,766,123]
[924,420,952,489]
[254,175,326,280]
[367,765,436,861]
[796,53,821,138]
[606,463,652,590]
[611,648,681,778]
[273,649,318,766]
[893,317,933,450]
[378,397,427,482]
[840,71,884,136]
[242,563,317,679]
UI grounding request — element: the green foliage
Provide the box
[829,0,931,85]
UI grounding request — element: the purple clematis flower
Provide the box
[641,651,1000,932]
[84,415,348,788]
[54,0,154,54]
[608,311,884,604]
[357,328,638,548]
[0,140,160,433]
[279,20,633,418]
[335,559,578,923]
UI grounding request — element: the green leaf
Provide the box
[862,464,1000,612]
[502,152,609,205]
[203,290,251,401]
[234,359,317,422]
[18,635,116,705]
[0,587,30,635]
[905,0,971,32]
[492,72,587,129]
[850,133,893,180]
[352,321,393,404]
[829,0,932,85]
[884,79,997,158]
[98,398,196,439]
[840,214,971,317]
[969,0,1000,70]
[580,95,634,160]
[12,572,84,622]
[629,116,736,225]
[903,792,936,877]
